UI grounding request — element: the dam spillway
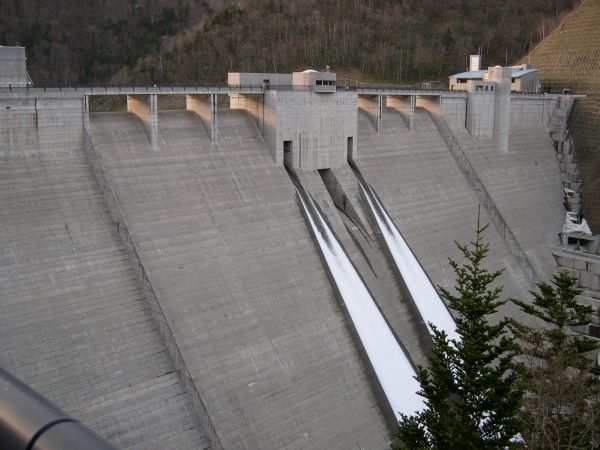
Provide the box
[351,164,458,342]
[0,71,571,449]
[290,168,424,421]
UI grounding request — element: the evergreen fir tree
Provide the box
[512,271,600,449]
[393,216,523,450]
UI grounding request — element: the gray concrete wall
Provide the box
[273,90,357,169]
[488,67,512,152]
[0,97,38,155]
[466,91,496,139]
[0,96,84,157]
[0,46,27,87]
[452,124,564,279]
[0,82,572,449]
[0,90,209,450]
[440,96,468,129]
[355,108,532,312]
[510,96,559,129]
[87,108,391,450]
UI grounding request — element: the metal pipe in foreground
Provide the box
[0,368,117,450]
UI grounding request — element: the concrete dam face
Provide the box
[0,68,571,449]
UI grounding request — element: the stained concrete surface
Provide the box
[88,109,391,450]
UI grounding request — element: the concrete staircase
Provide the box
[0,136,209,450]
[87,109,392,450]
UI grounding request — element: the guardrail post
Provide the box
[210,93,218,145]
[377,94,383,132]
[409,95,416,130]
[83,95,90,129]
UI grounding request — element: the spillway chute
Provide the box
[351,164,460,343]
[290,170,425,420]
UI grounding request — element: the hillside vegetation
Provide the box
[0,0,226,84]
[117,0,579,85]
[0,0,578,85]
[525,0,600,232]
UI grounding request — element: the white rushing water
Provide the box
[295,187,425,419]
[357,180,459,342]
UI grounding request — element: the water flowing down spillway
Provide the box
[292,177,425,419]
[352,166,459,343]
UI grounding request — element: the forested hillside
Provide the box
[0,0,227,84]
[0,0,579,85]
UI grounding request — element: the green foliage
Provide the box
[511,272,600,449]
[394,217,523,450]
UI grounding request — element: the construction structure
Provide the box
[1,45,597,449]
[449,56,540,94]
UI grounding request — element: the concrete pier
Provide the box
[186,93,218,144]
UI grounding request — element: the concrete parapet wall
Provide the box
[0,96,84,156]
[440,96,467,129]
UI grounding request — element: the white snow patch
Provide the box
[358,182,459,342]
[297,189,425,419]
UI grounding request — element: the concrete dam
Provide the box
[0,61,573,449]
